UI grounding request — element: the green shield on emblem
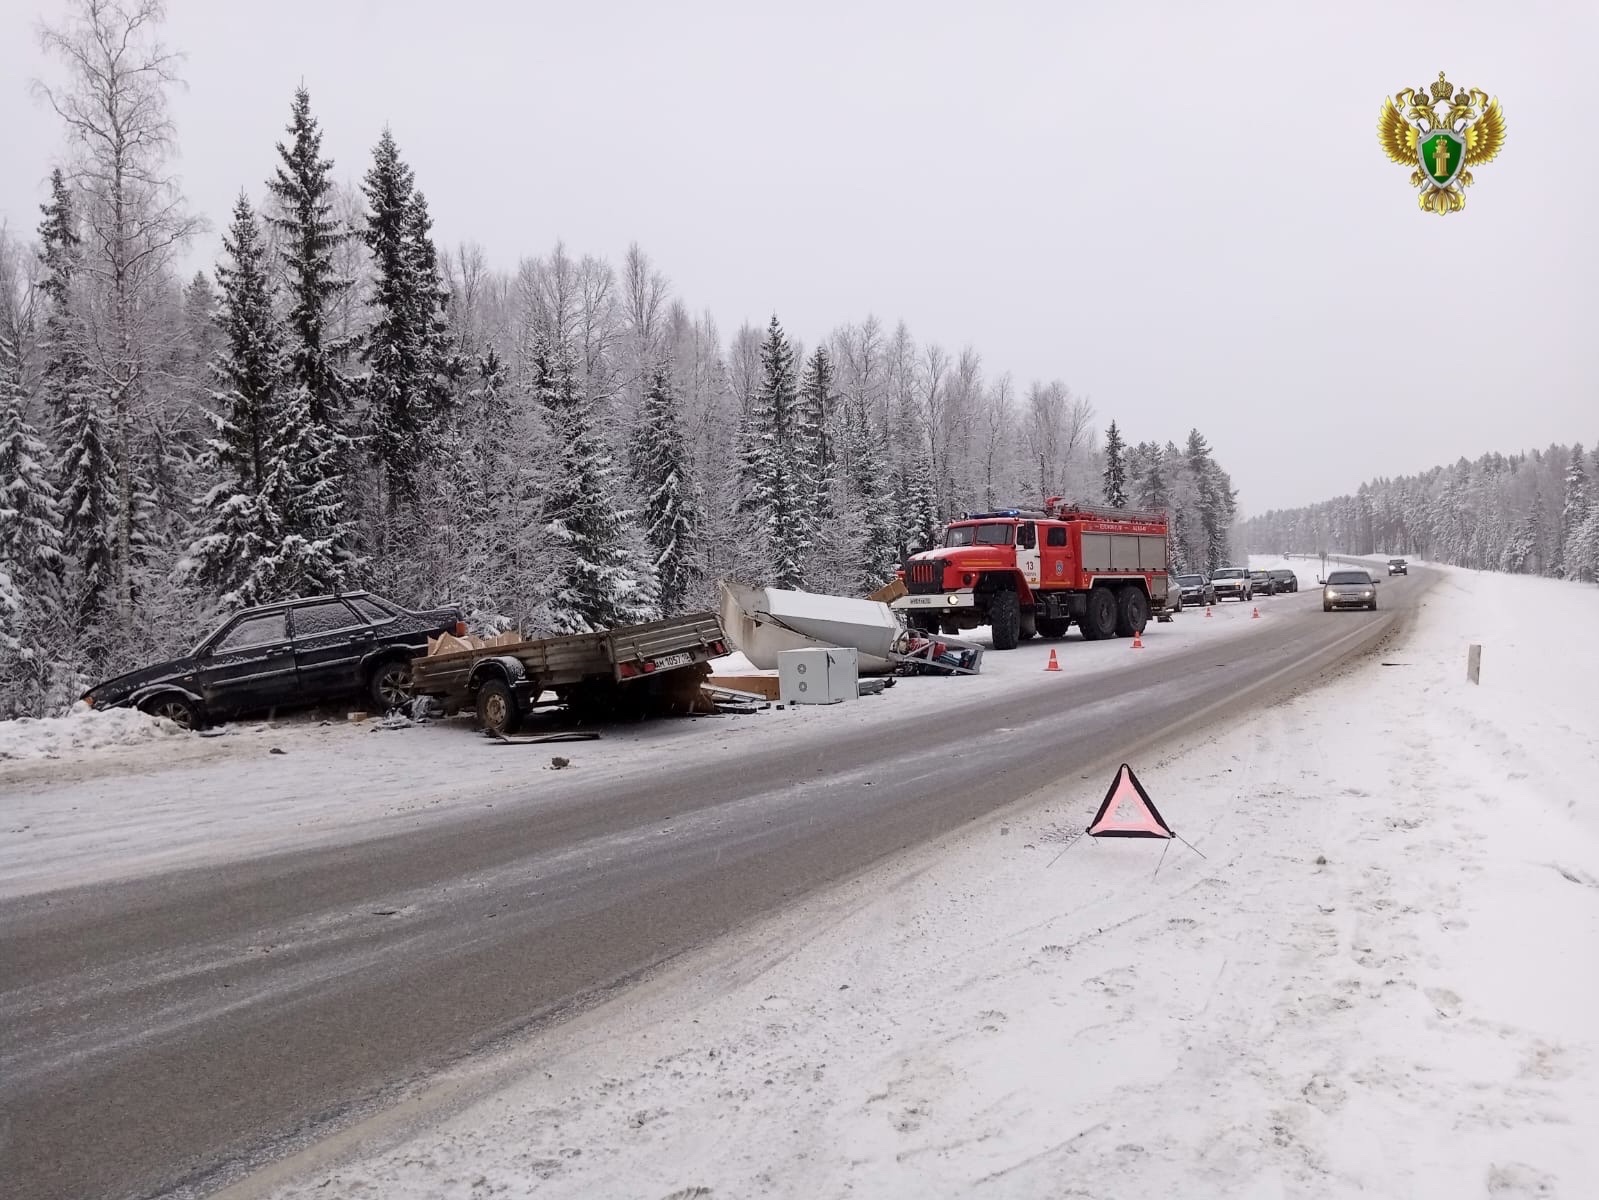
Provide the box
[1418,130,1465,187]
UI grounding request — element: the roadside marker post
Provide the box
[1467,643,1482,684]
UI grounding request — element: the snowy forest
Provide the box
[1240,444,1599,583]
[0,0,1241,718]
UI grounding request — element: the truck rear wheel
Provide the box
[989,589,1021,650]
[1080,586,1117,641]
[1115,586,1150,637]
[475,678,522,737]
[1036,616,1069,638]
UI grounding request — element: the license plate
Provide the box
[651,652,693,670]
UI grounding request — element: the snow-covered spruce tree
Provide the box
[360,128,427,516]
[799,346,836,519]
[629,360,702,615]
[1102,418,1128,507]
[35,168,83,435]
[267,86,358,590]
[185,194,284,607]
[0,335,68,588]
[536,333,658,632]
[738,316,810,590]
[406,190,456,424]
[1566,502,1599,583]
[1132,440,1168,513]
[1561,444,1588,577]
[0,332,68,715]
[906,444,940,555]
[839,396,900,593]
[1185,428,1234,570]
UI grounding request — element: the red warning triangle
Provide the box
[1086,763,1174,839]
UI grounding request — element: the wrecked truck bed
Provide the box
[409,613,728,735]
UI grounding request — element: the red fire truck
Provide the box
[891,499,1172,650]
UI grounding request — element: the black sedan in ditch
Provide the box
[83,591,465,729]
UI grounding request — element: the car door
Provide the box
[197,610,300,716]
[289,598,375,702]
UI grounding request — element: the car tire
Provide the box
[475,678,522,736]
[988,589,1021,650]
[1080,586,1118,641]
[1114,586,1149,637]
[1323,602,1332,612]
[1370,600,1378,611]
[140,693,202,731]
[369,658,412,712]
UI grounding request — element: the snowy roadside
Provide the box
[243,566,1599,1200]
[0,602,1273,899]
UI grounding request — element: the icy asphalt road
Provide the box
[0,576,1424,1200]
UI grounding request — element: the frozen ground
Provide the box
[242,565,1599,1200]
[0,599,1270,899]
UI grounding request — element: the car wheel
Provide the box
[141,693,201,731]
[369,658,412,712]
[1323,602,1332,612]
[475,678,522,736]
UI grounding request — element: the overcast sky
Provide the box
[3,0,1595,513]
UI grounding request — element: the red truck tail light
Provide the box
[453,620,467,637]
[710,641,726,656]
[617,662,639,679]
[641,660,656,673]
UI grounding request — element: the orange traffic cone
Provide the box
[1045,648,1062,672]
[1204,606,1212,619]
[1131,627,1144,649]
[1252,606,1261,620]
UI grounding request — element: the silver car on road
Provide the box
[1322,568,1378,611]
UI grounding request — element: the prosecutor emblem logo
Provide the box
[1378,71,1506,214]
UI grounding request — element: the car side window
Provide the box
[1046,527,1067,547]
[290,600,366,639]
[213,612,287,653]
[351,596,394,623]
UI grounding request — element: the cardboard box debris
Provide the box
[426,630,525,657]
[705,674,782,701]
[866,578,907,604]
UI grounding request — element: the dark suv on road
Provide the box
[1248,569,1277,596]
[1388,558,1408,576]
[1175,573,1217,607]
[83,591,465,729]
[1268,569,1298,593]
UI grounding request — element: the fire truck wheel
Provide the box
[1036,617,1069,638]
[1115,586,1150,637]
[989,589,1021,650]
[1080,586,1118,641]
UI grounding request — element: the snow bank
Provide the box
[252,565,1599,1199]
[0,703,186,762]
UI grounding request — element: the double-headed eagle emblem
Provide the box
[1379,72,1506,214]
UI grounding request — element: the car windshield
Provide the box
[943,522,1013,547]
[1177,574,1204,585]
[1327,571,1371,584]
[1212,569,1245,580]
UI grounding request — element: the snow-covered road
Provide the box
[237,565,1599,1200]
